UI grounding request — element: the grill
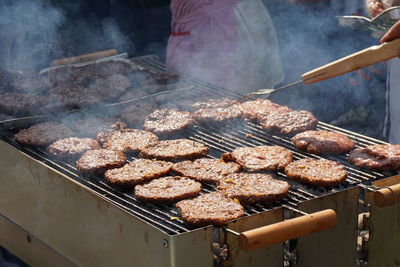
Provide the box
[0,55,398,267]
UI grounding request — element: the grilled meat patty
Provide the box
[172,158,241,183]
[190,98,236,110]
[104,159,173,189]
[140,139,209,161]
[348,144,400,171]
[0,93,47,115]
[218,173,290,204]
[48,137,101,161]
[5,70,50,94]
[120,102,157,128]
[239,98,292,120]
[143,108,194,135]
[260,110,318,136]
[193,106,242,124]
[76,149,126,175]
[14,122,76,147]
[102,129,158,153]
[292,130,355,154]
[87,74,131,102]
[222,145,293,172]
[285,158,348,187]
[134,176,202,204]
[176,192,245,226]
[67,117,127,139]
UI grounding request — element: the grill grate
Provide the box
[1,55,396,235]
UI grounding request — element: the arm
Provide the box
[365,0,385,17]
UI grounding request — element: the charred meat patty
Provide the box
[134,176,202,204]
[239,98,292,120]
[260,110,318,136]
[0,93,47,115]
[292,130,355,154]
[143,108,194,135]
[102,129,158,153]
[14,122,76,147]
[104,159,173,189]
[76,149,126,175]
[218,173,290,205]
[140,139,209,161]
[172,158,241,183]
[193,106,242,124]
[348,144,400,171]
[48,137,100,161]
[190,98,237,110]
[285,158,348,187]
[222,145,293,172]
[176,192,245,227]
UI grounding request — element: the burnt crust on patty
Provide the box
[139,139,209,161]
[104,159,173,189]
[217,173,290,205]
[47,137,101,161]
[222,145,293,172]
[348,144,400,171]
[260,110,318,136]
[101,129,158,153]
[285,158,348,187]
[176,192,245,227]
[14,122,76,147]
[134,176,202,204]
[76,149,126,175]
[292,130,355,154]
[172,158,241,183]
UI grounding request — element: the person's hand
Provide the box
[380,20,400,58]
[366,0,385,17]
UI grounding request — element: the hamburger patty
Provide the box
[143,108,194,135]
[134,176,202,204]
[102,129,158,153]
[48,137,100,161]
[292,130,355,154]
[104,159,173,189]
[87,74,131,102]
[222,145,293,172]
[190,98,236,110]
[172,158,241,183]
[239,98,292,120]
[285,158,348,187]
[14,122,76,147]
[348,144,400,171]
[260,110,318,136]
[176,192,245,226]
[139,139,209,161]
[120,102,157,128]
[193,106,242,124]
[218,173,290,204]
[0,93,47,115]
[76,149,126,175]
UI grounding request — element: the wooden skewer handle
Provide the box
[301,38,400,84]
[238,209,337,251]
[52,49,119,66]
[374,184,400,207]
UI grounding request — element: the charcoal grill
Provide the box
[0,55,398,267]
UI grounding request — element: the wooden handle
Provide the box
[374,184,400,207]
[301,38,400,84]
[238,209,337,251]
[52,49,119,66]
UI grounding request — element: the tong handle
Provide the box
[238,209,337,251]
[374,183,400,207]
[302,38,400,84]
[52,49,119,66]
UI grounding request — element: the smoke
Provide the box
[0,0,133,71]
